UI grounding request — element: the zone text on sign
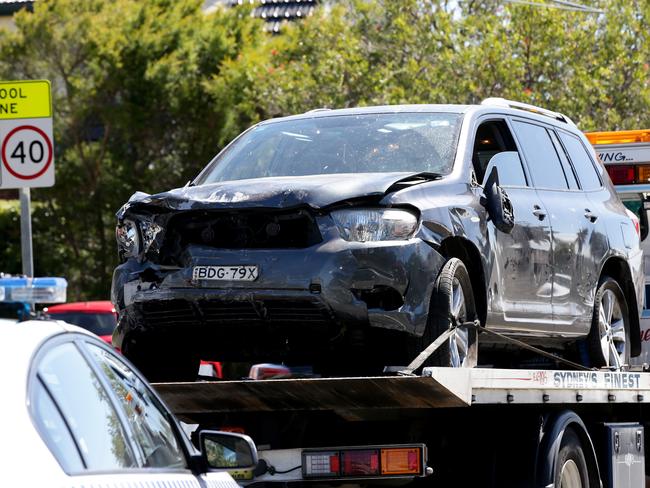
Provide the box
[0,81,51,120]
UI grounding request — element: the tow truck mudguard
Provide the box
[535,410,601,488]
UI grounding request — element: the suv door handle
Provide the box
[532,205,547,220]
[584,209,598,222]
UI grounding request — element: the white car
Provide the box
[0,318,253,487]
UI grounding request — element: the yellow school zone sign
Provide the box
[0,80,52,120]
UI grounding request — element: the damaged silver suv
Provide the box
[111,98,644,380]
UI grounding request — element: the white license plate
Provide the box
[192,265,259,281]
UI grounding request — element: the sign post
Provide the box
[0,80,54,278]
[19,188,33,277]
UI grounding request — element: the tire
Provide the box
[411,258,478,368]
[586,277,630,370]
[553,428,591,488]
[123,333,200,383]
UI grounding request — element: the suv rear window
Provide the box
[558,132,602,190]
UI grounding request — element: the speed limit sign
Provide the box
[0,80,54,188]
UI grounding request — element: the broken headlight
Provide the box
[331,208,418,242]
[116,219,140,258]
[116,219,163,258]
[139,220,163,253]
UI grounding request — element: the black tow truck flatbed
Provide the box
[155,373,466,421]
[154,367,649,487]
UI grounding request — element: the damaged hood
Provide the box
[121,172,436,215]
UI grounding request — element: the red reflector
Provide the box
[248,363,292,380]
[330,454,340,473]
[341,450,380,476]
[606,165,635,184]
[409,450,417,470]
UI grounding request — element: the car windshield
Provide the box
[48,311,117,336]
[195,112,462,184]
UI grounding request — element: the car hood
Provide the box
[121,172,437,214]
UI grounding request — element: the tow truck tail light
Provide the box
[381,447,422,475]
[606,165,635,185]
[341,449,379,476]
[602,163,650,186]
[637,165,650,183]
[303,445,425,479]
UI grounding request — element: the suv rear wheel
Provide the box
[586,277,630,370]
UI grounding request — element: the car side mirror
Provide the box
[642,199,650,242]
[481,166,515,234]
[199,430,259,480]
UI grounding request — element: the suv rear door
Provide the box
[510,119,595,335]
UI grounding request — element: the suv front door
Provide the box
[472,119,553,334]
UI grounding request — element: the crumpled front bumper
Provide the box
[111,232,446,354]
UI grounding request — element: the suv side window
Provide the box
[511,120,569,190]
[558,131,602,190]
[548,130,579,190]
[88,344,186,468]
[35,341,137,471]
[472,120,526,185]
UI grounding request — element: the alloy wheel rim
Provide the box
[598,288,626,370]
[559,459,583,488]
[449,277,469,368]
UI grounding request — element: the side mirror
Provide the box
[200,430,259,480]
[481,166,515,234]
[642,199,650,242]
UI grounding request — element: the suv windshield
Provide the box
[195,112,462,184]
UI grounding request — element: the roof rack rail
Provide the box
[481,97,575,126]
[305,108,332,114]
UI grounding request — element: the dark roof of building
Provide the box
[0,0,32,16]
[226,0,319,33]
[5,1,317,32]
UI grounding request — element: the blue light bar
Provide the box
[0,277,67,304]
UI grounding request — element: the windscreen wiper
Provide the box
[386,172,443,193]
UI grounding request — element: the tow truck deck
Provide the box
[154,366,649,487]
[156,368,650,421]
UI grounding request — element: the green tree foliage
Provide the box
[0,0,648,299]
[0,0,263,298]
[230,0,650,129]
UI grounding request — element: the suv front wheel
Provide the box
[411,258,478,368]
